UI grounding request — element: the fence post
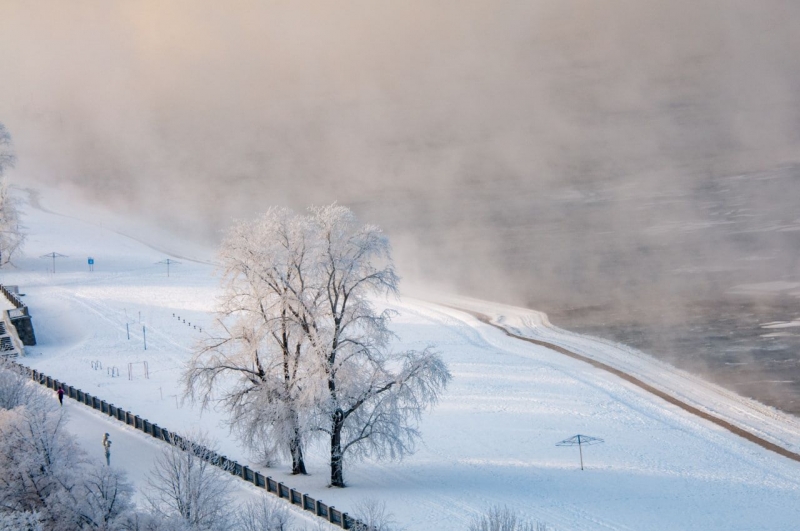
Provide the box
[303,494,314,512]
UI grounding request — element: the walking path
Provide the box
[455,306,800,463]
[60,400,322,525]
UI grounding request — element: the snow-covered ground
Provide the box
[5,185,800,531]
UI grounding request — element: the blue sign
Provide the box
[88,258,94,265]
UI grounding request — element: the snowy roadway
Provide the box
[6,185,800,531]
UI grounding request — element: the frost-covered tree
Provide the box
[187,204,450,487]
[0,122,24,266]
[143,433,233,531]
[0,510,43,530]
[0,368,137,530]
[71,466,135,530]
[236,494,292,531]
[184,208,315,474]
[0,179,24,266]
[0,361,37,410]
[468,506,552,531]
[0,123,14,177]
[301,205,451,487]
[0,396,80,527]
[0,395,125,530]
[349,498,397,531]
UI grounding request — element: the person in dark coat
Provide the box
[57,386,64,406]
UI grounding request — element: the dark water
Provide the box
[547,293,800,415]
[370,164,800,417]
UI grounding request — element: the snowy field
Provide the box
[5,185,800,531]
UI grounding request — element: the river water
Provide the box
[546,290,800,415]
[373,164,800,417]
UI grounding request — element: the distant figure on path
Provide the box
[57,386,64,406]
[102,433,111,466]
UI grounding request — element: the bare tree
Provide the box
[0,361,37,410]
[0,397,73,515]
[468,506,552,531]
[184,208,315,474]
[0,179,24,266]
[0,123,24,266]
[302,204,451,487]
[0,123,14,177]
[71,466,135,530]
[349,498,399,531]
[188,204,450,487]
[236,494,293,531]
[118,512,171,531]
[0,376,137,531]
[0,393,89,530]
[143,432,233,531]
[0,510,43,530]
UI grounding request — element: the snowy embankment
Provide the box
[438,296,800,457]
[5,185,800,531]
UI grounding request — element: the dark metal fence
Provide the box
[4,359,364,530]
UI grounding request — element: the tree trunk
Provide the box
[290,433,307,475]
[330,410,345,487]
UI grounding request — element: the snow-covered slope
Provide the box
[5,186,800,531]
[438,295,800,457]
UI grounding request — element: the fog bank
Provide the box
[1,1,799,339]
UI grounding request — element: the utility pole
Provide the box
[156,258,181,277]
[40,252,68,273]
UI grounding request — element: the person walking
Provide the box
[56,386,64,406]
[102,433,111,466]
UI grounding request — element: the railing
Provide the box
[0,284,24,309]
[4,359,365,530]
[0,284,36,347]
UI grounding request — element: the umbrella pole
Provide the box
[578,436,584,470]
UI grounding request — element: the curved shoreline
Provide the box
[453,305,800,464]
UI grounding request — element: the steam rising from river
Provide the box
[2,1,800,409]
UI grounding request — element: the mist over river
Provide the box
[369,164,800,416]
[2,1,799,415]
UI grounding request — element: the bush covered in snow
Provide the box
[468,506,553,531]
[0,364,135,530]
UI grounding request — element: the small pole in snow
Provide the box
[143,326,147,350]
[126,323,130,340]
[40,252,68,274]
[557,434,604,471]
[159,387,163,400]
[156,258,181,277]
